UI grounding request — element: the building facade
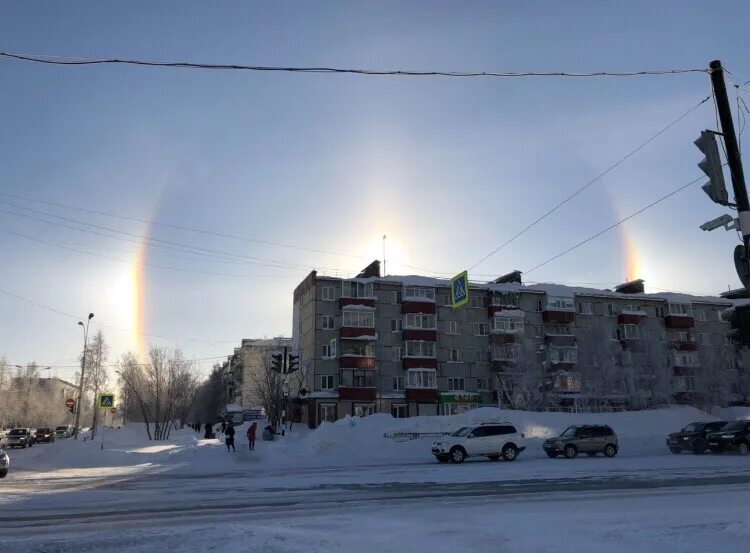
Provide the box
[293,266,748,427]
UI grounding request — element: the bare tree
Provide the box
[189,365,224,425]
[249,346,285,429]
[84,330,109,439]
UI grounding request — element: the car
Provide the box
[431,422,526,463]
[5,428,34,449]
[707,420,750,455]
[0,448,8,478]
[665,421,728,454]
[34,427,56,444]
[543,425,618,458]
[54,426,73,439]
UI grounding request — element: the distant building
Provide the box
[293,264,746,427]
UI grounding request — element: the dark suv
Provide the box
[34,427,55,444]
[666,421,727,454]
[543,425,618,458]
[707,420,750,455]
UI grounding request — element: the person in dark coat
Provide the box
[225,422,236,452]
[220,421,227,434]
[204,422,212,440]
[246,422,257,451]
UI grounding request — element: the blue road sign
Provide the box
[451,271,469,308]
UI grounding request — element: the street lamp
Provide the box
[73,313,94,439]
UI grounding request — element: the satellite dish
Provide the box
[734,244,750,292]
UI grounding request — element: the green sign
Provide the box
[450,271,469,308]
[97,393,115,409]
[439,393,479,403]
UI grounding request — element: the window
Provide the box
[321,286,335,301]
[674,352,698,367]
[448,377,465,390]
[577,302,593,315]
[492,343,521,361]
[448,349,462,363]
[475,348,489,362]
[724,334,734,346]
[668,303,693,317]
[354,403,376,417]
[621,324,642,339]
[730,382,741,395]
[476,378,490,392]
[391,404,407,418]
[322,315,335,330]
[391,318,403,332]
[320,403,336,423]
[438,294,451,306]
[493,315,524,333]
[403,287,435,301]
[351,370,375,387]
[342,309,375,328]
[696,309,707,321]
[656,305,665,318]
[676,375,696,391]
[445,320,459,335]
[407,369,436,388]
[622,304,643,313]
[392,376,404,391]
[327,339,337,358]
[342,344,374,357]
[547,296,574,311]
[319,375,334,390]
[342,281,373,298]
[322,343,331,358]
[471,295,485,308]
[474,322,490,336]
[405,341,436,357]
[535,300,543,312]
[605,303,616,316]
[405,313,437,329]
[550,346,578,364]
[677,331,695,343]
[492,292,520,307]
[392,291,402,304]
[392,346,403,361]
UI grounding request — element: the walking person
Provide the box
[204,422,212,440]
[246,422,257,451]
[225,421,236,452]
[220,421,227,435]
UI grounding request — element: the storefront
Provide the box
[439,392,480,416]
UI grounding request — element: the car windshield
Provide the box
[559,426,580,437]
[36,428,51,433]
[451,427,471,437]
[55,427,67,431]
[682,423,704,432]
[9,429,26,435]
[721,421,748,431]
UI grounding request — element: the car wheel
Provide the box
[22,444,26,449]
[586,452,597,457]
[668,447,682,454]
[449,447,466,464]
[502,444,518,462]
[487,455,500,461]
[563,445,577,459]
[691,440,707,455]
[739,442,749,456]
[710,447,723,454]
[546,452,558,458]
[0,469,7,478]
[604,444,617,458]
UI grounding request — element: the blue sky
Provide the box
[2,1,750,378]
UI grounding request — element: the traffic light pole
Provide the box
[710,60,749,232]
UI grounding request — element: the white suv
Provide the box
[432,422,526,463]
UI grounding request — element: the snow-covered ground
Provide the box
[2,406,750,552]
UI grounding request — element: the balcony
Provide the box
[402,301,436,315]
[491,333,518,345]
[545,334,576,347]
[402,329,437,341]
[542,310,575,324]
[339,297,376,309]
[618,312,646,325]
[488,305,520,316]
[672,340,698,352]
[664,315,694,329]
[339,387,377,401]
[339,355,377,370]
[405,388,438,402]
[402,357,438,370]
[340,327,377,340]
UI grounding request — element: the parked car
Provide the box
[707,420,750,455]
[543,425,618,458]
[34,427,55,444]
[431,422,526,463]
[0,447,9,478]
[666,421,728,454]
[54,426,73,439]
[5,428,34,449]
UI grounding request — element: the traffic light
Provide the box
[722,303,750,346]
[695,130,729,206]
[271,353,283,372]
[287,354,299,373]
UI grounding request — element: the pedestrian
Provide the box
[220,421,227,434]
[204,422,212,440]
[225,421,236,452]
[246,422,257,451]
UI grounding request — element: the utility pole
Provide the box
[382,234,387,277]
[73,313,94,439]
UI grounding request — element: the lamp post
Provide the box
[73,313,94,439]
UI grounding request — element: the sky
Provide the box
[2,1,750,379]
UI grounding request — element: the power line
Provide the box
[0,191,365,260]
[468,94,711,272]
[523,174,705,275]
[0,51,708,78]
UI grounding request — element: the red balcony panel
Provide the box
[492,333,518,345]
[672,366,699,376]
[673,341,698,352]
[339,387,377,401]
[338,356,376,370]
[664,315,694,329]
[402,329,437,341]
[618,313,644,325]
[405,388,438,402]
[488,305,520,316]
[402,358,437,370]
[401,301,436,315]
[340,327,377,339]
[542,310,575,324]
[339,297,376,309]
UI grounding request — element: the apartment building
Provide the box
[292,264,746,427]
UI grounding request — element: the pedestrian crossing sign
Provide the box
[451,271,469,308]
[97,393,115,410]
